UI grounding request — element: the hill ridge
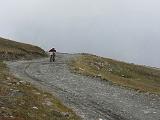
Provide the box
[0,37,47,60]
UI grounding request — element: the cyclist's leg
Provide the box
[52,54,55,62]
[50,55,53,62]
[53,56,55,62]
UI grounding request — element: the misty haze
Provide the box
[1,1,160,120]
[0,0,160,67]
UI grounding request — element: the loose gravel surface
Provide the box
[7,53,160,120]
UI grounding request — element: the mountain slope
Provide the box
[70,53,160,94]
[0,37,47,60]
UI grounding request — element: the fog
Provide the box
[0,0,160,67]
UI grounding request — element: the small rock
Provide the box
[142,110,150,114]
[97,74,102,77]
[10,80,18,85]
[7,77,11,80]
[8,82,12,85]
[79,67,84,71]
[10,115,14,118]
[10,88,13,91]
[62,112,70,117]
[121,75,125,77]
[32,106,38,110]
[16,82,20,85]
[19,80,26,84]
[153,111,157,114]
[108,68,112,72]
[14,90,20,92]
[34,92,41,95]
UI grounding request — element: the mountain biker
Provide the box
[49,48,56,62]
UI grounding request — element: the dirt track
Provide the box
[7,53,160,120]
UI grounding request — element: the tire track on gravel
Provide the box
[7,53,160,120]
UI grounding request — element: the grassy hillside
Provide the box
[0,37,47,60]
[70,53,160,94]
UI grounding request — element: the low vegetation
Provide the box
[70,53,160,94]
[0,37,47,60]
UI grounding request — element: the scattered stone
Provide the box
[1,107,5,109]
[19,101,25,106]
[10,88,13,91]
[16,82,20,85]
[34,92,41,95]
[97,74,102,77]
[62,112,70,117]
[143,110,150,114]
[14,89,20,92]
[108,68,112,72]
[121,75,125,77]
[32,89,36,92]
[9,89,23,97]
[7,77,11,80]
[79,67,84,71]
[7,83,12,85]
[11,81,17,85]
[32,106,38,110]
[19,80,26,84]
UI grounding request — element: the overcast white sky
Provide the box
[0,0,160,67]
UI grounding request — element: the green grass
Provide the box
[0,61,81,120]
[0,37,47,60]
[70,53,160,94]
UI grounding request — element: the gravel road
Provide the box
[7,53,160,120]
